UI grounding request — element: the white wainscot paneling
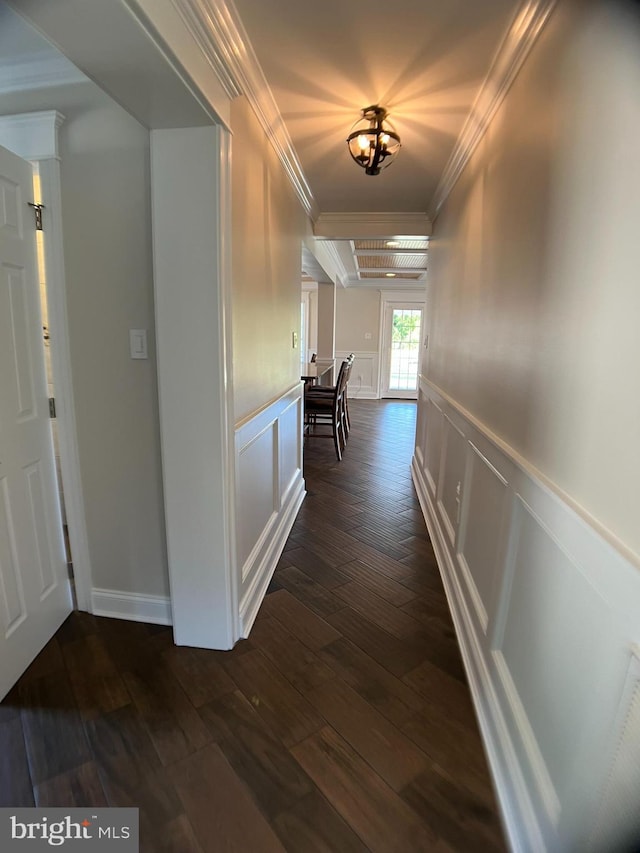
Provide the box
[457,442,511,634]
[336,350,378,399]
[235,385,305,636]
[411,377,640,853]
[423,397,443,498]
[436,414,466,547]
[236,423,277,577]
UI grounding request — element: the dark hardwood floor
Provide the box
[0,399,506,852]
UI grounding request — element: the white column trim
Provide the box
[0,111,64,161]
[218,124,240,644]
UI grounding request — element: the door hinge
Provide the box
[28,202,45,231]
[49,397,56,419]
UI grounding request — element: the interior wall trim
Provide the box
[411,457,546,852]
[91,588,172,625]
[170,0,317,218]
[335,350,379,400]
[421,376,640,572]
[430,0,558,219]
[412,376,640,851]
[235,385,306,636]
[0,54,87,96]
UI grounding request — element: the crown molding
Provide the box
[314,212,432,240]
[0,53,87,96]
[318,240,349,287]
[171,0,317,219]
[0,111,65,161]
[430,0,558,219]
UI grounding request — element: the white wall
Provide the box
[60,92,168,601]
[415,1,640,849]
[426,0,640,562]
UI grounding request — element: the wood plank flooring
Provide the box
[0,400,506,852]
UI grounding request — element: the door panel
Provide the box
[380,303,423,399]
[0,144,72,699]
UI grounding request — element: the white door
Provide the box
[0,144,72,700]
[380,303,424,399]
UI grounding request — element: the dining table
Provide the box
[301,362,333,386]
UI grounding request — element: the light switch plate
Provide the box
[130,329,148,359]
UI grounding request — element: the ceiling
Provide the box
[1,0,523,288]
[231,0,521,286]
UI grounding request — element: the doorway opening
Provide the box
[380,301,424,399]
[33,167,74,596]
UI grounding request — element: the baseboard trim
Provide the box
[91,588,172,626]
[411,456,544,853]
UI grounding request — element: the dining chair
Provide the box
[305,353,354,438]
[304,358,350,460]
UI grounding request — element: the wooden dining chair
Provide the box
[305,353,354,438]
[304,358,350,460]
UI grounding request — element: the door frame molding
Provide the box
[378,290,426,399]
[0,111,93,611]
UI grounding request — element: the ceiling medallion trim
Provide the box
[431,0,558,219]
[170,0,317,219]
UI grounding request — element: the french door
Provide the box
[380,302,424,399]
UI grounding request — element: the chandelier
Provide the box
[346,105,401,176]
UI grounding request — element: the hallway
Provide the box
[0,400,505,851]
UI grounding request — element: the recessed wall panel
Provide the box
[458,444,509,627]
[25,462,56,598]
[7,265,36,420]
[278,399,300,502]
[236,423,277,579]
[501,499,613,799]
[0,177,21,239]
[424,398,443,495]
[0,478,26,635]
[437,416,466,545]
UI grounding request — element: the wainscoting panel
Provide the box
[457,442,510,635]
[336,350,379,399]
[423,397,444,498]
[436,415,466,548]
[412,377,640,853]
[235,385,306,636]
[236,420,278,580]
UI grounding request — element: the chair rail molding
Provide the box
[412,375,640,852]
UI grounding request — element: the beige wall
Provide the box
[335,288,380,352]
[425,0,640,561]
[231,96,307,422]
